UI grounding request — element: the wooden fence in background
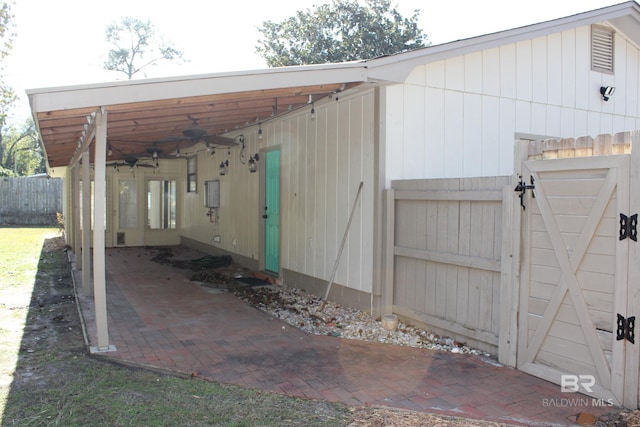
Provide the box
[0,176,63,225]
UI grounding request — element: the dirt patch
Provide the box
[8,236,83,392]
[149,246,232,271]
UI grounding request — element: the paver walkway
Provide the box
[75,246,618,426]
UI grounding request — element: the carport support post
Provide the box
[93,108,110,351]
[72,164,81,268]
[81,151,92,295]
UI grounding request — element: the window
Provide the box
[187,156,197,193]
[118,179,137,229]
[592,24,614,74]
[147,180,176,229]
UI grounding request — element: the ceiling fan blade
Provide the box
[204,135,239,147]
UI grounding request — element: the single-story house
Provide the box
[27,0,640,408]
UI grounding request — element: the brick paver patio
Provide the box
[75,246,618,426]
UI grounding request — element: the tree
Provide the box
[0,1,43,177]
[0,0,16,122]
[255,0,428,67]
[102,17,186,79]
[0,118,44,177]
[0,0,18,174]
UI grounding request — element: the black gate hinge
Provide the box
[617,314,635,344]
[619,213,638,241]
[514,175,535,210]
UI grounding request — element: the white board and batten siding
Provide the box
[181,90,376,294]
[384,22,640,184]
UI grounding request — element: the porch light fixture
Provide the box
[219,160,229,176]
[308,94,315,121]
[600,86,615,101]
[258,125,263,140]
[248,154,259,173]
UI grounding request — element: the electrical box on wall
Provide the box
[204,180,220,208]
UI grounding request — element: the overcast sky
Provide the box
[3,0,621,121]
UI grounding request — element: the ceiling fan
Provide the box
[107,156,157,170]
[106,146,167,170]
[164,119,239,148]
[107,119,240,165]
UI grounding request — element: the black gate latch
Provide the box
[619,213,638,241]
[617,314,635,344]
[514,175,535,210]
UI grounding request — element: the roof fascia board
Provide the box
[367,1,640,83]
[27,63,368,113]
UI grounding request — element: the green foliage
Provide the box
[0,0,15,62]
[255,0,428,67]
[0,0,16,128]
[0,117,44,176]
[0,1,19,176]
[102,16,186,79]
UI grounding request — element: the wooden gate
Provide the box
[517,147,639,407]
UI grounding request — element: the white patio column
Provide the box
[93,107,111,351]
[72,164,81,268]
[81,151,92,294]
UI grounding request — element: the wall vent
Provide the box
[592,24,615,74]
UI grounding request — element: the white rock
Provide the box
[235,285,494,359]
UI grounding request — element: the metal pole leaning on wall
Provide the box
[322,181,364,309]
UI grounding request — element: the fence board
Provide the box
[391,176,510,354]
[0,177,63,225]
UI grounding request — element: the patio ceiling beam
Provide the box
[69,108,101,168]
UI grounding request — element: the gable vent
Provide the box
[592,25,615,74]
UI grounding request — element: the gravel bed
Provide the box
[233,284,492,358]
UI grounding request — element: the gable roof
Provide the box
[28,1,640,170]
[365,0,640,81]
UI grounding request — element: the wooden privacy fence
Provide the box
[384,132,635,362]
[385,176,511,356]
[0,176,63,225]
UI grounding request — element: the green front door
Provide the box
[264,149,280,273]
